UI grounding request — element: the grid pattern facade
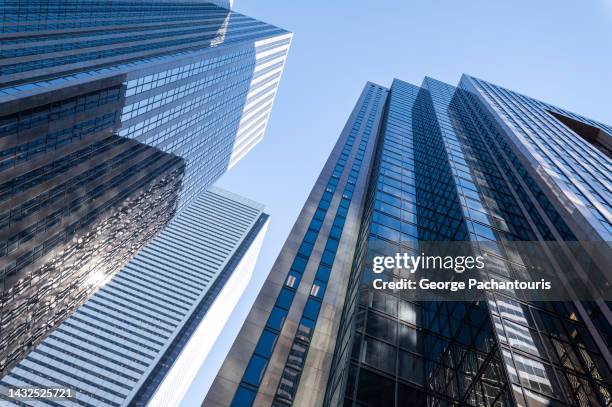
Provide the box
[208,75,611,407]
[204,83,389,407]
[0,1,290,374]
[461,76,611,242]
[1,187,269,406]
[326,77,612,407]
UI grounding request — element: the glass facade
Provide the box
[328,77,612,407]
[1,187,269,406]
[207,76,611,407]
[0,1,290,376]
[205,83,389,407]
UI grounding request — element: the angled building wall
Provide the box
[0,0,291,374]
[1,187,269,406]
[206,76,612,407]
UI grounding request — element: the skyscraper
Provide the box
[1,187,270,406]
[0,1,290,374]
[206,76,612,407]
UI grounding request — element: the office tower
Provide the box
[209,0,233,8]
[1,187,270,407]
[0,1,291,374]
[206,77,612,407]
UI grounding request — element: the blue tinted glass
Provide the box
[298,241,313,257]
[276,288,295,310]
[267,306,288,331]
[401,222,418,237]
[313,208,326,221]
[332,217,345,228]
[303,230,317,244]
[232,386,256,407]
[255,329,278,358]
[325,238,339,252]
[310,219,323,231]
[473,222,496,240]
[243,355,268,386]
[290,255,308,273]
[285,271,301,288]
[329,225,342,240]
[316,265,332,280]
[321,249,336,266]
[321,191,333,202]
[311,280,327,298]
[303,299,321,321]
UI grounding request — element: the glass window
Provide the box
[267,307,288,331]
[315,265,332,281]
[255,329,278,359]
[291,255,308,273]
[325,238,339,252]
[298,242,313,257]
[399,324,418,352]
[321,249,336,266]
[399,301,417,324]
[243,355,268,387]
[303,299,321,321]
[313,208,326,221]
[296,317,316,343]
[310,280,327,299]
[370,291,397,317]
[232,386,256,407]
[399,351,424,384]
[329,225,342,240]
[398,383,426,405]
[363,337,396,374]
[285,271,301,289]
[366,312,397,342]
[303,230,317,244]
[356,368,395,406]
[276,288,295,310]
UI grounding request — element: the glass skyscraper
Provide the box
[0,1,291,375]
[1,187,270,406]
[206,76,611,407]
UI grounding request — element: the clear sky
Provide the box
[188,1,612,404]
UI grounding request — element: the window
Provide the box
[232,386,256,407]
[399,351,424,384]
[285,271,301,288]
[321,249,336,266]
[255,329,278,358]
[243,355,268,387]
[276,288,295,310]
[302,299,321,321]
[267,307,288,331]
[366,312,397,342]
[399,324,418,352]
[315,265,331,281]
[290,255,308,273]
[356,368,395,406]
[363,338,396,374]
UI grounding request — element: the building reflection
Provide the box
[0,78,185,374]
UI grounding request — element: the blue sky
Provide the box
[189,1,611,403]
